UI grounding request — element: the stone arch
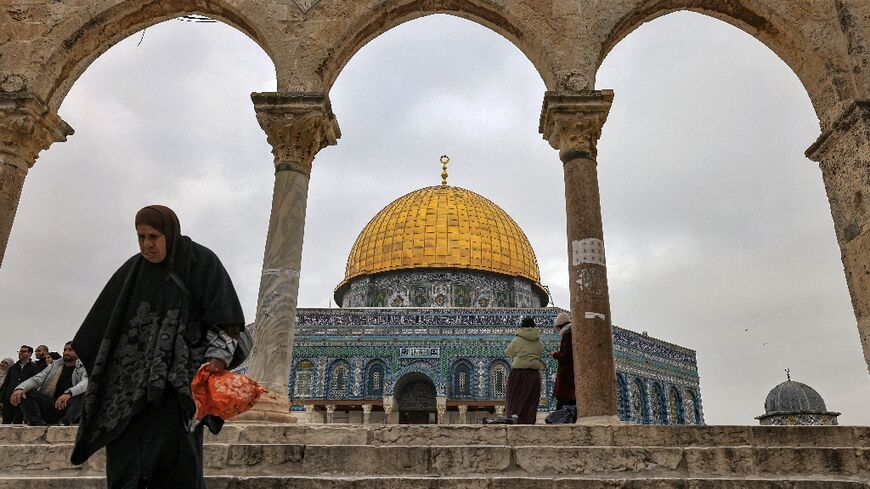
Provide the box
[449,359,474,399]
[389,362,442,396]
[37,0,277,111]
[394,372,437,424]
[321,3,556,91]
[595,3,851,126]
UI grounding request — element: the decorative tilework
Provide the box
[279,306,704,424]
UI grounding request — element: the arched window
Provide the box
[668,386,683,424]
[616,374,630,421]
[651,383,666,424]
[451,361,473,398]
[293,360,314,398]
[490,362,508,398]
[328,361,351,398]
[684,389,698,425]
[630,378,648,423]
[365,360,386,398]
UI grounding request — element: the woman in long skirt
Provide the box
[504,317,544,424]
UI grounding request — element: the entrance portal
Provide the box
[395,373,437,424]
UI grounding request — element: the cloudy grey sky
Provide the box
[1,12,867,425]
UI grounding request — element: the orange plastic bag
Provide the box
[191,364,267,420]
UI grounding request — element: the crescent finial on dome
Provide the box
[440,155,449,186]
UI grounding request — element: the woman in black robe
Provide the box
[71,205,245,489]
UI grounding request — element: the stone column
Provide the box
[241,93,340,422]
[324,404,336,424]
[304,404,315,424]
[362,404,372,425]
[382,396,395,424]
[457,404,468,424]
[436,399,447,425]
[540,90,620,424]
[806,100,870,376]
[494,405,505,416]
[0,94,73,267]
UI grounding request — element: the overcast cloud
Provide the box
[1,12,867,425]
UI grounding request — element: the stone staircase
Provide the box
[0,424,867,488]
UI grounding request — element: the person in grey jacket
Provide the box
[10,342,87,426]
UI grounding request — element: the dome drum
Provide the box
[337,268,548,308]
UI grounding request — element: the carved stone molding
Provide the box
[806,99,870,162]
[539,90,613,163]
[291,0,323,14]
[0,94,73,169]
[252,93,341,175]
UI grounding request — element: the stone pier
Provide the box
[0,94,73,267]
[807,99,870,376]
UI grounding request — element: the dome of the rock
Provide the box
[334,185,548,307]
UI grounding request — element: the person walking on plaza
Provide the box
[550,312,576,410]
[0,346,37,424]
[33,345,50,373]
[71,205,246,489]
[9,342,87,426]
[504,316,544,424]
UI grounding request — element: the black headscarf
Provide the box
[135,205,181,267]
[71,206,245,465]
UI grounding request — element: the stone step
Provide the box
[2,443,867,480]
[0,476,867,489]
[2,424,868,448]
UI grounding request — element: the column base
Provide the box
[575,414,622,426]
[232,391,297,424]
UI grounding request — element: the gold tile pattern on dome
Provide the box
[339,185,542,289]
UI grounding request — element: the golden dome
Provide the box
[338,185,543,290]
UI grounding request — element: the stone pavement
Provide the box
[0,424,867,488]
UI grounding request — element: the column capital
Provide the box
[0,94,74,170]
[539,90,613,163]
[806,99,870,162]
[252,92,341,175]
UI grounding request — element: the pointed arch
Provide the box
[291,359,315,399]
[650,382,667,424]
[668,386,684,424]
[450,359,474,399]
[630,377,649,424]
[327,360,352,399]
[488,360,510,399]
[364,359,387,399]
[615,373,630,422]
